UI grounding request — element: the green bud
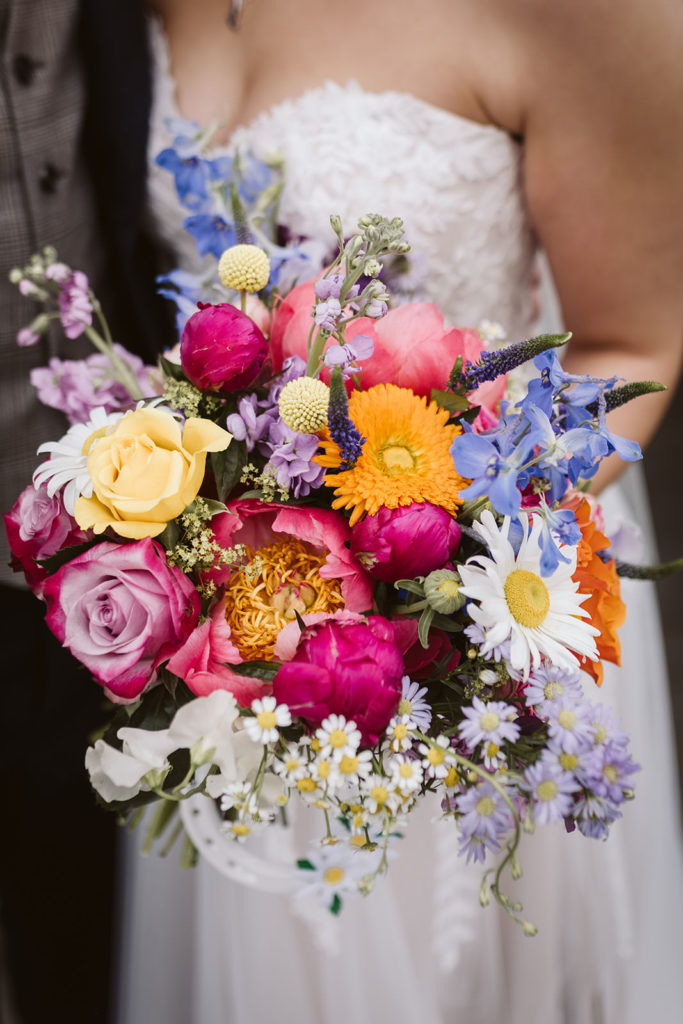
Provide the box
[424,569,466,613]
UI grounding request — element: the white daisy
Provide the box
[335,749,373,786]
[459,510,599,681]
[273,742,308,784]
[387,754,424,795]
[244,696,291,744]
[315,715,361,762]
[33,406,123,514]
[362,773,401,816]
[385,714,413,753]
[418,735,455,780]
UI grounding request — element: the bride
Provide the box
[118,1,683,1022]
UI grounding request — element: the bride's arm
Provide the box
[494,0,683,489]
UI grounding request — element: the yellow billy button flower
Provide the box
[218,244,271,292]
[75,408,231,539]
[278,376,330,434]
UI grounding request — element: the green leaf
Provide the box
[393,578,425,597]
[211,440,248,502]
[159,355,189,383]
[330,894,342,916]
[220,660,279,682]
[297,858,316,871]
[430,388,472,413]
[37,537,104,575]
[417,606,436,648]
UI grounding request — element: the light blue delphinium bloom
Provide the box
[450,420,536,517]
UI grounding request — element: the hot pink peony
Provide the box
[180,302,268,392]
[270,286,506,419]
[166,595,268,707]
[3,482,88,594]
[350,503,461,583]
[43,539,200,702]
[272,616,404,744]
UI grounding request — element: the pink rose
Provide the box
[272,616,404,744]
[350,503,461,583]
[270,289,506,419]
[180,302,268,392]
[3,483,88,594]
[43,539,200,703]
[167,595,268,706]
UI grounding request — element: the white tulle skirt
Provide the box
[116,468,683,1024]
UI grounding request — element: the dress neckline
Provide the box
[149,14,521,155]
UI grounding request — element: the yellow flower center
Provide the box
[371,784,389,805]
[328,729,348,749]
[285,758,299,772]
[537,779,559,802]
[427,747,445,765]
[486,742,500,760]
[544,681,563,700]
[480,711,500,733]
[476,795,495,817]
[557,709,577,730]
[393,723,409,741]
[504,569,550,628]
[350,834,368,847]
[297,778,316,793]
[380,444,416,474]
[444,765,459,787]
[603,765,618,784]
[594,724,607,744]
[339,755,359,775]
[398,698,413,717]
[317,760,332,779]
[559,753,579,770]
[399,763,413,779]
[324,867,345,885]
[224,538,344,659]
[231,824,251,837]
[256,710,277,730]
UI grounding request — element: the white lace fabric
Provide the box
[147,17,536,340]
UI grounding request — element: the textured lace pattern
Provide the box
[147,17,537,339]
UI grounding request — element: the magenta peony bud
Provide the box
[349,503,461,584]
[272,616,404,744]
[180,302,268,392]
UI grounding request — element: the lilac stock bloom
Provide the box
[260,421,326,498]
[31,345,153,424]
[525,760,580,826]
[315,297,342,331]
[264,355,307,406]
[58,270,92,339]
[17,327,40,347]
[323,334,374,376]
[226,394,275,452]
[315,274,345,301]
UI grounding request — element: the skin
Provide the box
[152,0,683,489]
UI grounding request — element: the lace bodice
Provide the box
[147,19,537,339]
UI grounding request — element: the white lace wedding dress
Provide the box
[116,23,683,1024]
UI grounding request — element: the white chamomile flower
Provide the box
[310,755,339,791]
[297,843,367,906]
[459,510,599,681]
[418,735,454,780]
[315,715,361,762]
[245,696,291,744]
[273,742,308,784]
[388,754,424,795]
[33,406,124,514]
[335,748,373,786]
[482,740,507,772]
[386,714,413,753]
[362,773,400,816]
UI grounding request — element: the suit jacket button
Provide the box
[12,53,43,86]
[38,162,64,195]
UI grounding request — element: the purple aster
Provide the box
[578,738,639,804]
[58,270,92,340]
[464,622,512,666]
[524,664,584,714]
[458,696,521,750]
[573,793,618,839]
[524,760,580,826]
[456,781,513,863]
[398,677,432,731]
[545,697,594,755]
[584,702,629,752]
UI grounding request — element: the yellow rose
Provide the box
[75,408,231,539]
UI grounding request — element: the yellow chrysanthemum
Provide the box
[315,383,467,527]
[218,244,270,292]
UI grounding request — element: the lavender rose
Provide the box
[3,482,88,594]
[349,503,461,583]
[180,302,268,392]
[43,539,200,702]
[272,616,404,744]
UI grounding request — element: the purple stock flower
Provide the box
[226,394,275,452]
[315,298,342,331]
[58,270,93,339]
[315,274,345,301]
[260,421,326,498]
[17,327,40,347]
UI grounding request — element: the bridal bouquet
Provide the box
[7,184,662,928]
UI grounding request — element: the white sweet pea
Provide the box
[204,730,267,798]
[168,691,241,775]
[85,728,174,803]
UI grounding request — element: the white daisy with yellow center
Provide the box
[459,510,599,680]
[244,696,292,744]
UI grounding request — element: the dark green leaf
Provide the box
[330,894,342,915]
[159,355,190,383]
[38,537,104,574]
[297,858,316,871]
[211,440,248,502]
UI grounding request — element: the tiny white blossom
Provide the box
[245,696,291,744]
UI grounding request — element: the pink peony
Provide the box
[206,499,373,612]
[180,302,268,392]
[166,595,268,707]
[3,482,89,594]
[43,539,200,702]
[272,616,404,744]
[350,503,461,583]
[270,287,506,419]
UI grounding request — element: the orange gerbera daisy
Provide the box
[569,497,626,686]
[315,383,468,527]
